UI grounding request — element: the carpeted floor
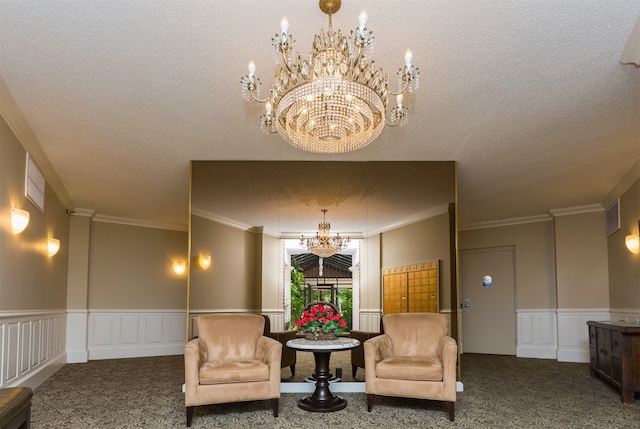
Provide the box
[31,352,639,428]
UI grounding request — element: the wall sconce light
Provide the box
[11,208,30,234]
[197,254,212,270]
[625,233,639,254]
[173,262,187,275]
[47,238,61,256]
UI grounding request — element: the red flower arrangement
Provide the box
[295,303,348,338]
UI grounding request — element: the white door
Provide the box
[461,247,516,355]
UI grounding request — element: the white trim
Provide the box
[280,382,365,393]
[365,204,449,237]
[549,204,603,217]
[609,309,640,324]
[188,309,259,314]
[358,310,382,332]
[191,208,254,231]
[516,309,557,359]
[88,310,186,360]
[92,214,187,232]
[69,208,96,218]
[0,310,67,318]
[0,312,67,389]
[7,353,66,390]
[66,310,89,363]
[460,214,552,231]
[556,309,610,363]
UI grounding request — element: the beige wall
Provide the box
[66,215,91,309]
[380,212,453,311]
[88,221,187,310]
[554,211,609,309]
[261,233,281,311]
[189,214,259,311]
[608,179,640,310]
[460,220,556,309]
[360,234,382,311]
[0,114,69,311]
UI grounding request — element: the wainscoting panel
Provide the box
[0,312,66,389]
[262,311,285,331]
[557,309,610,363]
[359,310,382,332]
[88,311,186,360]
[516,309,557,359]
[610,309,640,324]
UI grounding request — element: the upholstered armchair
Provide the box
[184,314,282,427]
[262,315,298,376]
[364,313,458,421]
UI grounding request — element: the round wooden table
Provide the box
[286,337,360,412]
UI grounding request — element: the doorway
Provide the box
[461,246,516,355]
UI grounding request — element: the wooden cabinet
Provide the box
[587,321,640,403]
[383,261,439,315]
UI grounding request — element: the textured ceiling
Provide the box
[191,161,454,236]
[1,1,638,231]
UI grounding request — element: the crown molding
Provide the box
[549,204,603,217]
[365,204,450,237]
[93,214,187,232]
[459,214,553,231]
[191,207,280,237]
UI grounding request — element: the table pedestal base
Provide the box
[297,350,347,412]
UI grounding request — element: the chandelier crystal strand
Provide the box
[300,209,350,258]
[241,0,419,153]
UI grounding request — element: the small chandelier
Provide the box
[300,209,350,257]
[241,0,419,153]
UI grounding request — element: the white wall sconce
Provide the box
[47,238,61,256]
[625,233,639,254]
[11,208,30,234]
[173,261,187,275]
[197,254,212,270]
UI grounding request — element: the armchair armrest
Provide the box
[437,336,458,384]
[256,336,283,367]
[184,338,206,396]
[364,334,393,386]
[364,334,393,363]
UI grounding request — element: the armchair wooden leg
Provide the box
[186,406,195,427]
[271,398,279,417]
[352,365,357,378]
[367,394,375,412]
[290,364,296,377]
[447,401,455,421]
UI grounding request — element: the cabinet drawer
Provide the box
[589,347,598,367]
[588,326,597,348]
[610,331,621,356]
[611,357,622,384]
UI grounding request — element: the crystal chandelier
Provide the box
[300,210,350,257]
[241,0,419,154]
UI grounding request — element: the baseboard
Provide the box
[557,349,590,363]
[516,345,557,360]
[280,382,366,393]
[66,350,89,363]
[89,344,184,360]
[7,353,66,390]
